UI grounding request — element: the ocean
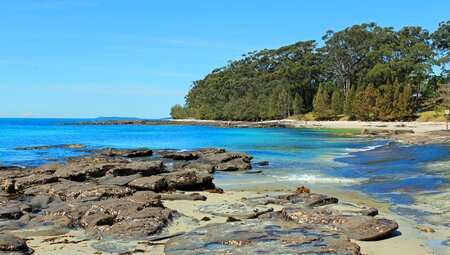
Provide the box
[0,118,449,225]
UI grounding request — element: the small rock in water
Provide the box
[254,161,269,166]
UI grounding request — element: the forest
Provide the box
[171,21,450,121]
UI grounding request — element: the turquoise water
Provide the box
[0,118,449,224]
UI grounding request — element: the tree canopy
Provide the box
[171,21,449,121]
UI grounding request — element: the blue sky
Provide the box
[1,0,449,118]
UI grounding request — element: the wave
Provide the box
[344,144,384,153]
[273,174,367,184]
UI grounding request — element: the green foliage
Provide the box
[331,87,344,115]
[396,86,414,120]
[343,86,356,118]
[292,94,305,115]
[313,84,333,120]
[376,83,395,120]
[170,104,189,119]
[170,21,450,122]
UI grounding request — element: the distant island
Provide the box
[171,21,450,122]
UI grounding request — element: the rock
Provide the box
[107,161,164,176]
[27,214,73,230]
[361,207,378,217]
[14,144,85,150]
[241,170,262,174]
[198,204,273,219]
[281,207,399,241]
[160,193,207,201]
[24,181,134,201]
[277,193,338,207]
[97,173,142,186]
[81,212,115,228]
[54,163,116,181]
[80,198,174,238]
[66,155,129,164]
[11,174,59,192]
[106,217,167,238]
[295,186,310,194]
[181,162,215,174]
[127,191,161,205]
[422,227,435,233]
[254,161,269,166]
[0,165,23,171]
[164,220,361,255]
[200,152,253,164]
[0,234,34,254]
[26,195,54,210]
[0,171,32,192]
[226,216,241,222]
[216,158,251,171]
[128,176,167,191]
[95,148,153,158]
[194,148,226,154]
[205,188,224,194]
[200,217,211,221]
[32,162,65,174]
[161,171,214,190]
[160,151,199,160]
[0,202,30,219]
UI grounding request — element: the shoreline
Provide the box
[64,119,450,145]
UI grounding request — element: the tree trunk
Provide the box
[345,78,351,94]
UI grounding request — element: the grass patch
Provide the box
[416,111,448,122]
[287,112,318,121]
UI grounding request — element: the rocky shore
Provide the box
[63,119,450,145]
[0,147,402,254]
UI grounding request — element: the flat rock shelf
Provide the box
[0,147,399,254]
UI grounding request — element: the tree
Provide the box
[313,84,333,119]
[331,87,344,115]
[364,84,378,120]
[344,86,356,118]
[431,20,450,81]
[321,23,380,94]
[170,104,189,119]
[396,86,414,120]
[376,83,395,120]
[352,85,367,120]
[292,94,305,115]
[278,89,289,118]
[172,21,444,121]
